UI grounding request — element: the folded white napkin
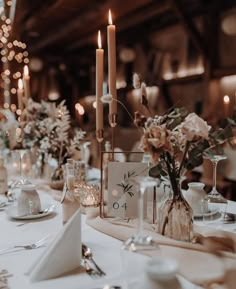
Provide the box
[29,208,81,282]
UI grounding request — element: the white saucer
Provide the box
[6,203,55,220]
[0,195,11,211]
[146,256,178,281]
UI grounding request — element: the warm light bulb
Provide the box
[78,105,85,115]
[98,30,102,49]
[16,109,22,115]
[223,95,230,104]
[108,9,113,25]
[18,78,23,90]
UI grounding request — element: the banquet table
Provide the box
[1,181,236,289]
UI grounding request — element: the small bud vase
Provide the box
[157,181,193,242]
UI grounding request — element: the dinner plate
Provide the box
[6,203,55,220]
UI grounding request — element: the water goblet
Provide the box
[121,175,159,252]
[11,149,31,187]
[10,149,31,201]
[202,154,228,224]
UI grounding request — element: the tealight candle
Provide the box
[85,195,94,206]
[75,183,100,207]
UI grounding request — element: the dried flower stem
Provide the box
[111,98,143,132]
[116,99,134,122]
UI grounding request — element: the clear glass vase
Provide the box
[157,181,193,242]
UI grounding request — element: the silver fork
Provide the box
[83,259,101,278]
[0,234,50,255]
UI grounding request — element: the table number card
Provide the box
[107,162,148,218]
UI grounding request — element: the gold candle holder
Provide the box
[108,113,117,128]
[109,113,117,157]
[96,129,104,143]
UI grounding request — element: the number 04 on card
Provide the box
[107,162,149,218]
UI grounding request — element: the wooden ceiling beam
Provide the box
[29,0,169,53]
[169,0,208,59]
[29,0,104,53]
[213,67,236,78]
[12,0,47,38]
[68,1,171,51]
[23,0,88,33]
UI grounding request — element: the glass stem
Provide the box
[137,187,145,236]
[19,155,23,178]
[212,160,218,192]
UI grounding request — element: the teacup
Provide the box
[17,185,41,216]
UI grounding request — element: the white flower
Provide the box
[101,94,113,103]
[170,130,186,151]
[180,113,211,141]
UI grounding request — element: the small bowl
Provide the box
[146,256,178,281]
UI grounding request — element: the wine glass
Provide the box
[202,154,228,224]
[10,149,31,199]
[121,175,159,252]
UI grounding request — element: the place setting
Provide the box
[2,182,56,221]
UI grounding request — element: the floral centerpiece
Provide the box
[22,98,85,181]
[133,73,236,241]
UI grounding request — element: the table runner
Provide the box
[86,211,236,288]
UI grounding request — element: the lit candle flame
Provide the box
[18,78,23,90]
[98,30,102,49]
[108,9,113,25]
[224,95,230,104]
[23,65,29,77]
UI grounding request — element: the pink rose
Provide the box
[140,125,173,162]
[148,125,168,149]
[180,113,211,141]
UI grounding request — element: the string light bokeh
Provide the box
[0,1,29,109]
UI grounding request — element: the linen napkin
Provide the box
[86,211,236,287]
[29,208,81,282]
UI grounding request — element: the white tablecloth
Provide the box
[1,188,236,289]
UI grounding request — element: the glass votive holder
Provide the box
[75,183,100,207]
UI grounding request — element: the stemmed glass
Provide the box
[121,176,159,252]
[11,149,31,189]
[202,154,228,223]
